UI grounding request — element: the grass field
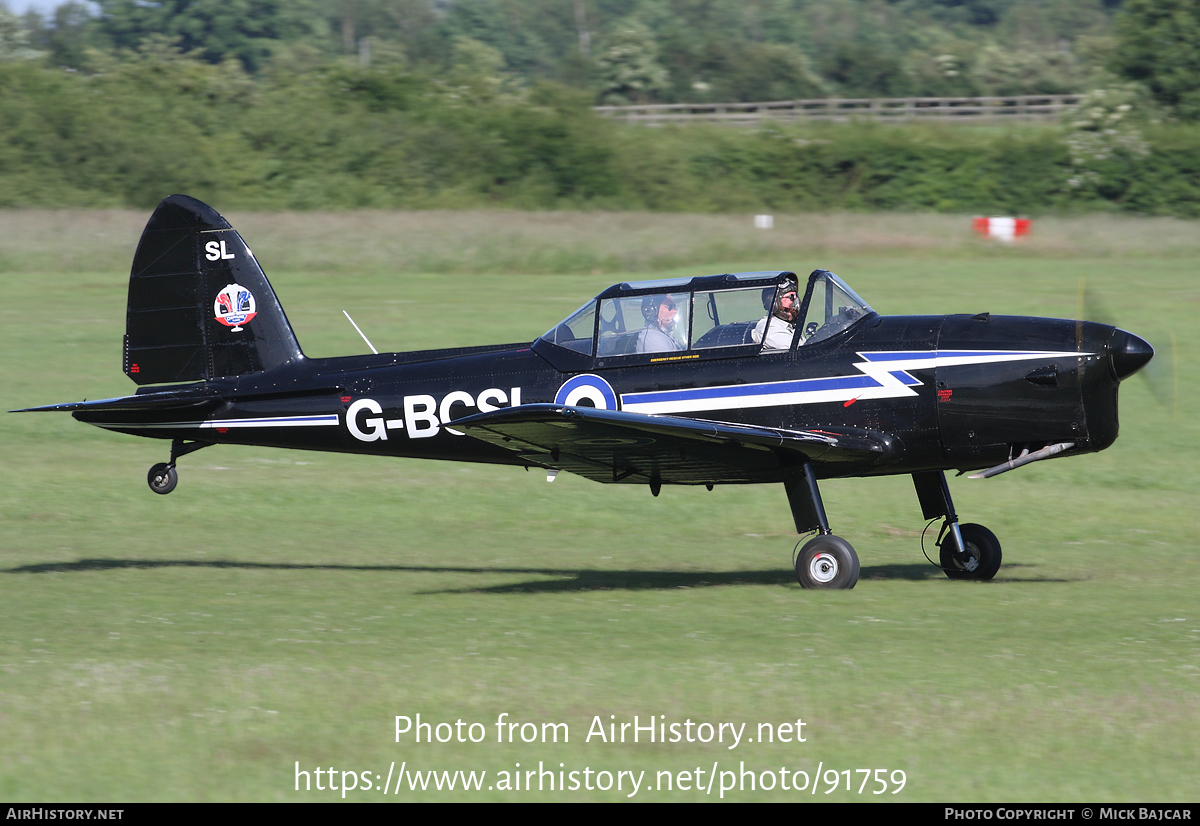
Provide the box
[1,210,1197,801]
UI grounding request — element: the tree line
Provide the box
[0,0,1197,214]
[3,0,1196,109]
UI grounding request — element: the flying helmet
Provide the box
[763,278,799,316]
[641,294,676,321]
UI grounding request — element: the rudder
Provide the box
[124,194,304,385]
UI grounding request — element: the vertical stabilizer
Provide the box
[124,194,304,385]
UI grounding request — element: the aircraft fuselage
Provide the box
[75,311,1124,485]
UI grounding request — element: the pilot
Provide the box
[636,294,684,353]
[752,280,800,350]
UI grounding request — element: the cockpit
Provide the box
[534,270,874,368]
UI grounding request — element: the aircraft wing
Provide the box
[455,403,899,485]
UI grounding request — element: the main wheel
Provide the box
[147,463,178,495]
[796,535,860,590]
[939,522,1001,581]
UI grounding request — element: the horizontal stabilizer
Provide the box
[12,386,221,414]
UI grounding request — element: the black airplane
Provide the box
[16,195,1155,589]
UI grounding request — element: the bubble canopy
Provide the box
[537,270,874,361]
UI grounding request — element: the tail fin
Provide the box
[123,194,304,386]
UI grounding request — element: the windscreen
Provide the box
[541,301,597,355]
[800,272,873,345]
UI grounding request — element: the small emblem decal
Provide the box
[214,283,257,332]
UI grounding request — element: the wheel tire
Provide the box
[796,535,860,590]
[939,523,1001,581]
[147,463,178,495]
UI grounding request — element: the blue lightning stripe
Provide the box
[627,374,879,406]
[620,349,1082,415]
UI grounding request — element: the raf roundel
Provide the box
[554,374,620,410]
[214,283,257,332]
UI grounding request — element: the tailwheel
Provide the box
[795,535,860,590]
[939,522,1001,581]
[147,462,178,495]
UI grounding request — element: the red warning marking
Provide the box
[938,389,953,402]
[130,364,140,373]
[341,396,352,403]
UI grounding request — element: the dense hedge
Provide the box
[3,58,1199,216]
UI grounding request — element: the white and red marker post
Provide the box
[972,216,1031,242]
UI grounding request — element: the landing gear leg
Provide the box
[146,439,211,495]
[912,471,1002,581]
[784,464,860,589]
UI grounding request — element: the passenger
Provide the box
[752,281,800,350]
[636,294,683,353]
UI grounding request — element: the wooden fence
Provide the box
[593,94,1082,125]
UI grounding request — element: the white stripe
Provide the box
[200,415,340,429]
[91,415,340,431]
[626,386,864,415]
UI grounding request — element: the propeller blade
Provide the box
[1077,277,1176,414]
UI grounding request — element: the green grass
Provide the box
[1,212,1197,801]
